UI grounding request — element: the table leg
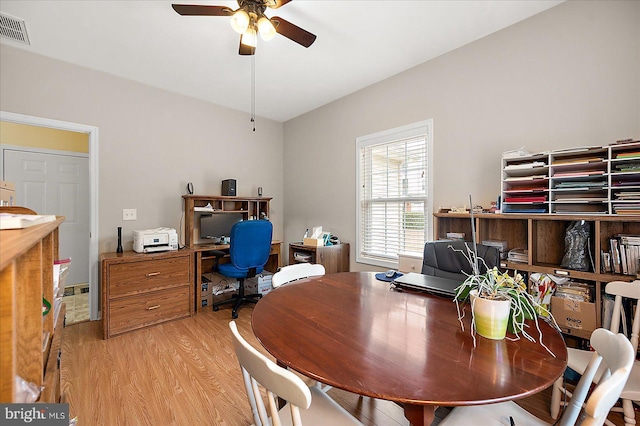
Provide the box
[404,404,436,426]
[276,360,288,409]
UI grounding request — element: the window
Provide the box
[356,120,433,268]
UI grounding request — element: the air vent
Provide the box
[0,12,30,45]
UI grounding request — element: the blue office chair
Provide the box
[212,220,273,319]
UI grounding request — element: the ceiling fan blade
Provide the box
[271,16,316,48]
[239,39,256,55]
[171,4,233,16]
[267,0,292,9]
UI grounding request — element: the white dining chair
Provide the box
[551,280,640,426]
[228,321,363,426]
[272,263,326,288]
[439,328,635,426]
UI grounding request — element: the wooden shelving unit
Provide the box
[182,195,271,247]
[434,212,640,339]
[0,216,66,403]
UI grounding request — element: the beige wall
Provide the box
[0,46,284,254]
[283,0,640,271]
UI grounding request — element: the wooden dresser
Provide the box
[101,249,194,339]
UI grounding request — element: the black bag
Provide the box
[560,220,592,272]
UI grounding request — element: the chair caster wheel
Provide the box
[232,312,238,319]
[213,306,219,312]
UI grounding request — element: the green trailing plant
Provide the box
[452,243,560,356]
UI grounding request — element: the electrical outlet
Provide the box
[122,209,137,221]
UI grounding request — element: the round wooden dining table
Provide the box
[251,272,568,426]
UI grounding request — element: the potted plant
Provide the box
[452,243,560,356]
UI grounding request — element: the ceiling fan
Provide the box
[172,0,317,55]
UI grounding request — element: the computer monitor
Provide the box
[200,213,243,241]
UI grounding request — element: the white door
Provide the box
[4,148,90,287]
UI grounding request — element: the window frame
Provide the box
[355,119,434,269]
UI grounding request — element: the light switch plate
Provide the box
[123,209,137,221]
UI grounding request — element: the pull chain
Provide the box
[251,54,256,132]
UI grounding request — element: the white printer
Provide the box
[133,228,178,253]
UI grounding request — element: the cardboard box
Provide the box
[203,272,239,295]
[551,296,596,338]
[201,280,211,296]
[201,294,213,308]
[0,181,15,206]
[245,271,274,296]
[303,237,324,247]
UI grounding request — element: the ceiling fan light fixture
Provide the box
[241,26,257,47]
[230,9,250,34]
[257,16,276,41]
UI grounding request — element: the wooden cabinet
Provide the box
[0,216,66,403]
[434,212,640,339]
[101,249,193,338]
[289,243,350,273]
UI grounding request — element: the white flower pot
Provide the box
[470,289,511,340]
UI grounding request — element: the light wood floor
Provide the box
[61,306,629,425]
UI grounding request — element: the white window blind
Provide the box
[356,120,433,268]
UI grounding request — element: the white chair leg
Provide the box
[314,381,332,392]
[550,377,563,419]
[622,399,637,426]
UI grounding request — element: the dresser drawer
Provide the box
[108,286,190,336]
[108,256,190,297]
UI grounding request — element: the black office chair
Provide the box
[422,240,500,281]
[212,220,273,319]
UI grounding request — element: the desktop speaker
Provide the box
[222,179,236,196]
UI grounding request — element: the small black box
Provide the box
[222,179,236,196]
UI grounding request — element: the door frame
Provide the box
[0,111,100,321]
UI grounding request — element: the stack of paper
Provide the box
[0,213,56,230]
[554,281,592,302]
[507,248,528,263]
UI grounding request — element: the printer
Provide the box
[133,228,178,253]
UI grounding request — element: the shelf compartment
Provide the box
[531,219,597,273]
[478,217,527,255]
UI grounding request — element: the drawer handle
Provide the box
[146,272,160,278]
[146,305,160,310]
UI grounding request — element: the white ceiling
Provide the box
[0,1,563,122]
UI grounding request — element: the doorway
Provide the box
[0,111,99,321]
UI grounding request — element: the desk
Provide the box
[194,241,281,311]
[251,272,567,426]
